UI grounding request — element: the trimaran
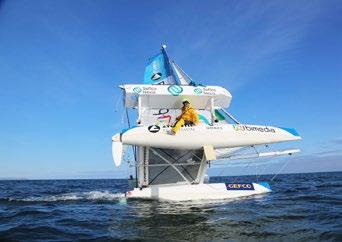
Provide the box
[112,45,301,201]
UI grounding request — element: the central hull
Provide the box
[125,182,271,201]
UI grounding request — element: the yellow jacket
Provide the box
[178,105,199,124]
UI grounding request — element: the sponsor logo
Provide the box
[157,115,172,125]
[233,125,275,133]
[225,183,255,190]
[198,114,210,125]
[181,127,195,131]
[194,87,202,95]
[151,72,162,80]
[153,109,169,116]
[133,87,142,94]
[206,126,223,130]
[148,125,160,133]
[168,85,183,96]
[142,86,157,94]
[203,87,217,95]
[132,86,157,95]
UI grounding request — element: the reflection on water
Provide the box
[110,200,217,241]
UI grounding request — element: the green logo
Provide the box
[168,85,183,96]
[194,88,202,95]
[133,87,142,94]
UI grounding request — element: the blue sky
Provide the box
[0,0,341,179]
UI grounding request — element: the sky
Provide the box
[0,0,341,179]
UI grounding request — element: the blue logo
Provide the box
[194,87,202,95]
[168,85,183,96]
[133,87,142,94]
[225,183,255,190]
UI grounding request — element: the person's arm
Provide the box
[176,107,185,120]
[176,113,182,121]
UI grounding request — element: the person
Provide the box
[170,100,199,135]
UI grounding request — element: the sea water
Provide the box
[0,172,341,241]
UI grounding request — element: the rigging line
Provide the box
[219,108,240,124]
[256,163,258,182]
[120,90,126,125]
[210,162,233,166]
[161,149,198,181]
[271,160,290,182]
[125,107,131,128]
[253,145,259,182]
[127,152,136,178]
[216,163,229,177]
[218,146,252,159]
[134,163,200,167]
[232,161,254,183]
[160,149,197,181]
[135,161,138,188]
[128,146,137,185]
[159,149,196,182]
[230,146,251,155]
[114,94,122,113]
[253,146,259,181]
[132,145,137,162]
[150,148,191,184]
[161,148,202,165]
[256,157,276,180]
[161,149,192,163]
[126,161,132,178]
[216,151,239,177]
[252,145,259,155]
[121,109,126,125]
[148,166,170,186]
[172,61,194,84]
[255,144,271,180]
[191,151,203,161]
[256,162,270,180]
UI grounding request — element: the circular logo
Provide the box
[151,73,162,80]
[194,88,202,95]
[148,125,160,133]
[168,85,183,96]
[133,87,142,94]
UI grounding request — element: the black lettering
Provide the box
[153,109,169,115]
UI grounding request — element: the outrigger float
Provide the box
[112,45,301,201]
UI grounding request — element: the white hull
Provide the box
[126,182,271,201]
[117,124,301,150]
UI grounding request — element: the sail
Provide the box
[171,61,196,86]
[144,45,199,86]
[144,46,176,85]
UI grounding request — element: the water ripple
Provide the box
[0,173,341,241]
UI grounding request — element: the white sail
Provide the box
[171,61,193,85]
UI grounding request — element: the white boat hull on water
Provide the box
[113,123,301,150]
[126,182,272,201]
[111,45,301,202]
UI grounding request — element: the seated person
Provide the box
[170,100,199,135]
